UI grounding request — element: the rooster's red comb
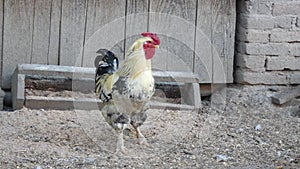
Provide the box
[141,32,160,45]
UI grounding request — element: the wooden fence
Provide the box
[0,0,236,89]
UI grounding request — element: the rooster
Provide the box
[95,32,160,153]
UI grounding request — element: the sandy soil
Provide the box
[0,85,299,168]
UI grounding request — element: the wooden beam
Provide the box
[25,96,195,111]
[12,64,201,110]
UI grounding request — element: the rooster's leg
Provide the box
[115,124,128,154]
[133,126,148,146]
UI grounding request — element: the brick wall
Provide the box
[235,0,300,84]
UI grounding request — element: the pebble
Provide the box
[255,124,262,131]
[36,166,42,169]
[215,154,228,162]
[84,157,96,164]
[277,151,282,157]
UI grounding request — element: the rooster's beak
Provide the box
[154,45,159,48]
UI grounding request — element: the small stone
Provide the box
[255,124,262,131]
[183,150,193,155]
[215,154,228,162]
[191,155,196,160]
[277,151,282,157]
[84,157,96,164]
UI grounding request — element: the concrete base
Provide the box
[0,89,5,110]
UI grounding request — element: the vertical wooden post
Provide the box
[2,0,35,89]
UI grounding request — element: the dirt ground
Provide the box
[0,85,299,168]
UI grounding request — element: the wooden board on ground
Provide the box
[271,87,300,105]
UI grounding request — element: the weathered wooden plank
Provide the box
[25,96,101,110]
[48,0,62,65]
[150,101,195,110]
[2,0,35,89]
[125,0,149,58]
[25,96,196,111]
[149,0,197,72]
[194,0,213,83]
[82,0,126,67]
[16,64,200,83]
[60,0,87,66]
[194,0,235,83]
[211,0,236,83]
[152,71,199,83]
[30,0,52,64]
[271,87,300,105]
[0,0,3,86]
[225,0,236,83]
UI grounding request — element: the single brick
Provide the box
[274,16,293,29]
[235,53,266,71]
[290,44,300,56]
[236,0,257,14]
[235,69,289,84]
[273,2,300,16]
[266,56,300,70]
[237,0,272,15]
[273,1,300,16]
[290,71,300,84]
[270,30,300,42]
[257,1,273,15]
[238,14,274,29]
[236,27,269,43]
[244,43,289,56]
